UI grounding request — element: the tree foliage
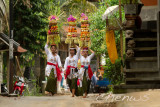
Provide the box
[61,0,97,23]
[89,0,124,55]
[11,0,98,66]
[13,0,63,63]
[88,0,125,85]
[89,3,107,55]
[103,58,124,85]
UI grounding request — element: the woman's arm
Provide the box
[76,45,80,59]
[89,48,95,59]
[44,43,50,55]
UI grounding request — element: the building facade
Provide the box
[114,0,160,93]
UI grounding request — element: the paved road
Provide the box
[117,89,160,107]
[0,95,93,107]
[1,90,160,107]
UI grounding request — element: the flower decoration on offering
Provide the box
[65,15,79,44]
[47,15,60,45]
[80,13,88,24]
[79,13,91,47]
[68,15,76,26]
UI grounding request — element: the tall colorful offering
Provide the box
[65,15,79,44]
[47,15,60,45]
[79,13,91,47]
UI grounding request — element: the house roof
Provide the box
[60,26,81,41]
[61,26,81,35]
[0,33,27,52]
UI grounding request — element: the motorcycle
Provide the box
[13,76,27,95]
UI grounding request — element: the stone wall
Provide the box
[140,5,158,30]
[140,6,158,21]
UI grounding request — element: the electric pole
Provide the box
[8,0,14,94]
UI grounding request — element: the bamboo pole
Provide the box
[15,56,23,77]
[119,0,123,72]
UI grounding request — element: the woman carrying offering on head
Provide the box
[44,41,62,96]
[64,45,80,97]
[79,47,95,98]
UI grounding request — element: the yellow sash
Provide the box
[106,30,118,64]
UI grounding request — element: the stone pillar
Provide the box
[0,52,3,93]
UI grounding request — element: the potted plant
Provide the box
[122,0,143,28]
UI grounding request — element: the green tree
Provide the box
[103,58,124,85]
[61,0,97,22]
[89,0,120,55]
[89,0,125,85]
[13,0,63,62]
[89,3,107,55]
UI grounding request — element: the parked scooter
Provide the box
[13,76,27,95]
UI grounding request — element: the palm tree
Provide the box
[60,0,97,22]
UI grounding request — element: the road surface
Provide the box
[1,90,160,107]
[0,95,93,107]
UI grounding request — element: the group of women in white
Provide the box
[44,42,94,98]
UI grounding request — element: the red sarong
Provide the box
[77,79,80,86]
[81,65,93,80]
[47,62,62,81]
[65,66,76,79]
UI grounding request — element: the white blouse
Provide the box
[64,47,80,79]
[45,44,62,77]
[79,52,95,80]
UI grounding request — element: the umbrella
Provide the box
[102,5,119,20]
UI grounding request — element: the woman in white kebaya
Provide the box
[79,47,95,98]
[44,42,62,95]
[64,45,80,97]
